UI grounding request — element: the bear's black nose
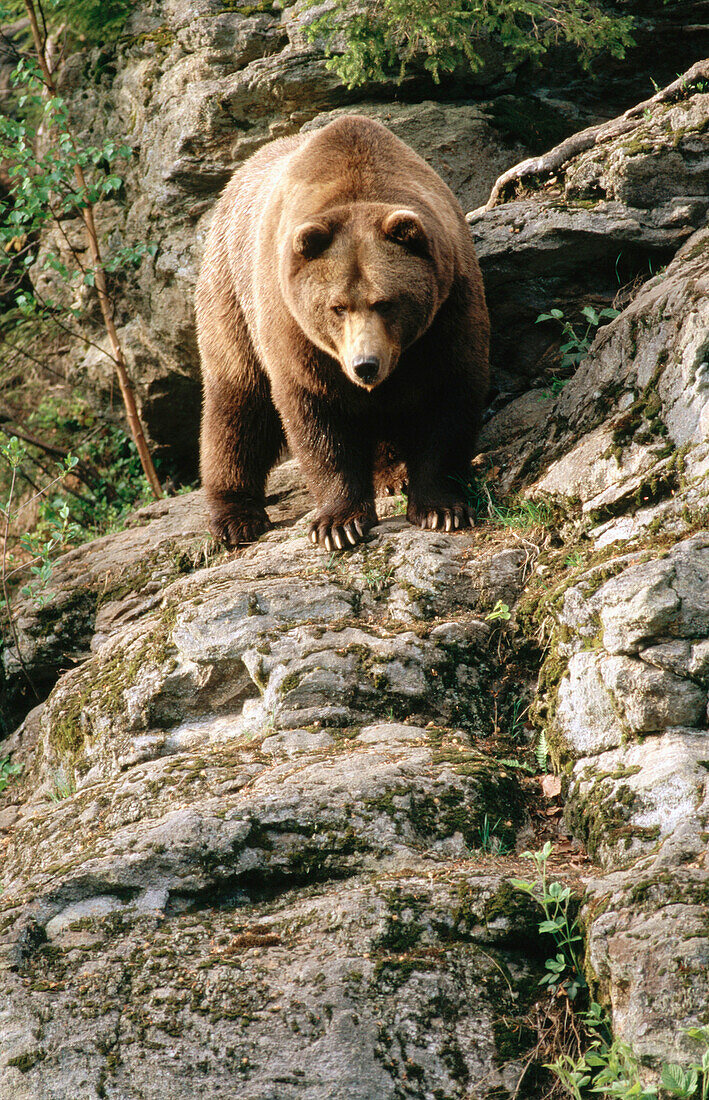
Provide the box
[353,356,380,384]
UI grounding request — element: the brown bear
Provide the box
[196,115,489,551]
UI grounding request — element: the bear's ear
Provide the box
[292,220,333,260]
[382,209,429,256]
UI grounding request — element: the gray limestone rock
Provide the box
[0,462,310,734]
[599,655,707,733]
[0,870,542,1100]
[0,498,537,1098]
[585,868,709,1066]
[545,529,709,1066]
[6,38,709,1094]
[474,83,709,483]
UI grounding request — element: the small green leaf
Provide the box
[486,599,511,622]
[660,1063,694,1095]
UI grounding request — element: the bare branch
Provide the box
[0,332,68,378]
[0,415,113,498]
[1,463,40,701]
[471,57,709,216]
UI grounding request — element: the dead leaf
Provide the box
[540,775,562,798]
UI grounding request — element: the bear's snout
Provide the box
[352,355,380,385]
[339,309,394,388]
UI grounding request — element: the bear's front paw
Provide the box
[209,498,272,548]
[309,508,376,551]
[407,500,474,533]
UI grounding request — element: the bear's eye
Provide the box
[331,305,347,317]
[372,300,394,316]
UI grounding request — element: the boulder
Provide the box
[1,491,542,1098]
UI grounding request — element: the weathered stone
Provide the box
[526,228,709,525]
[600,654,707,733]
[0,870,542,1100]
[568,730,709,870]
[555,652,625,760]
[638,638,709,683]
[586,869,709,1066]
[563,93,709,209]
[6,39,709,1093]
[599,536,709,655]
[0,462,310,736]
[0,501,542,1098]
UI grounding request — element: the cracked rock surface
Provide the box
[1,497,543,1099]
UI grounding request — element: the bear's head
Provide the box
[281,203,448,390]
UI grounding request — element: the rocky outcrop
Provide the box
[0,462,310,732]
[469,75,709,398]
[480,219,709,520]
[1,495,550,1099]
[537,533,709,1066]
[3,8,709,1094]
[0,867,543,1100]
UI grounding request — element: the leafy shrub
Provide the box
[0,0,134,43]
[303,0,636,89]
[0,755,21,794]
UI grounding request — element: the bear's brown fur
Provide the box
[196,115,489,550]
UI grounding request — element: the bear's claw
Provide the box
[210,503,272,548]
[408,502,474,533]
[309,512,373,551]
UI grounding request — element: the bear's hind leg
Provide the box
[373,443,408,497]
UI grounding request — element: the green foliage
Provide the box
[0,0,134,43]
[0,57,155,323]
[506,696,530,740]
[475,812,511,854]
[0,755,22,794]
[535,728,549,772]
[0,59,154,311]
[17,495,83,607]
[48,771,76,802]
[302,0,635,89]
[1,435,82,609]
[361,562,395,593]
[536,306,621,383]
[661,1031,709,1099]
[27,401,158,536]
[549,1020,709,1098]
[458,474,557,538]
[491,495,554,531]
[486,599,512,622]
[511,841,586,1001]
[1,409,159,615]
[513,846,709,1098]
[565,551,585,568]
